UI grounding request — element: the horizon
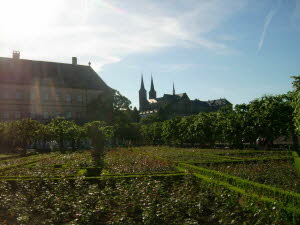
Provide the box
[0,0,299,108]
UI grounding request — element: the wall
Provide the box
[0,83,103,122]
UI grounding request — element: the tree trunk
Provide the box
[292,132,299,153]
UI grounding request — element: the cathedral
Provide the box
[139,75,231,117]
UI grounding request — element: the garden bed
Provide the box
[199,159,300,192]
[0,175,295,225]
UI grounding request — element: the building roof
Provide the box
[0,56,112,91]
[148,98,157,103]
[206,98,231,107]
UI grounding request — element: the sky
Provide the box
[0,0,299,108]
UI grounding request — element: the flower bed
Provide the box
[0,152,94,177]
[104,149,175,174]
[0,176,295,225]
[200,159,300,192]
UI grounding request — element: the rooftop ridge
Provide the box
[0,56,90,67]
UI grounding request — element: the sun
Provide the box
[0,0,61,39]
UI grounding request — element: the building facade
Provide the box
[0,51,112,122]
[139,75,232,117]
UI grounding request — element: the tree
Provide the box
[292,76,300,134]
[112,90,131,111]
[86,121,106,170]
[141,122,163,145]
[247,94,295,149]
[162,117,182,146]
[131,107,140,123]
[5,119,42,153]
[87,92,114,122]
[191,113,218,147]
[47,118,77,153]
[87,90,132,123]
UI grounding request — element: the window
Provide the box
[15,111,21,119]
[56,92,61,101]
[55,112,61,118]
[30,112,36,119]
[66,111,72,119]
[77,95,83,102]
[16,91,23,100]
[43,93,49,101]
[65,94,71,103]
[43,112,49,119]
[1,112,9,120]
[3,92,9,99]
[30,92,35,100]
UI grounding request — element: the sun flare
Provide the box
[0,0,60,39]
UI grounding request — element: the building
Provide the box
[0,51,112,122]
[139,75,231,117]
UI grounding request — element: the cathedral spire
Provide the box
[150,74,155,91]
[173,82,175,95]
[139,73,148,111]
[140,74,145,90]
[149,73,157,99]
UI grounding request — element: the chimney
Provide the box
[72,57,77,65]
[12,50,20,59]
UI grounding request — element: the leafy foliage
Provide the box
[292,76,300,135]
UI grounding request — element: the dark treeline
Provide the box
[141,94,297,149]
[141,76,300,152]
[0,77,299,153]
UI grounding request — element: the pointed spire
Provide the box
[173,82,175,95]
[150,74,155,91]
[149,73,157,99]
[140,73,145,90]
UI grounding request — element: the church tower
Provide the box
[149,75,157,99]
[139,74,148,111]
[173,82,175,95]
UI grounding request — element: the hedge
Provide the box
[178,163,300,208]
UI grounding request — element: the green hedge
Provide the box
[293,151,300,175]
[0,172,186,181]
[177,166,300,223]
[178,163,300,208]
[174,156,294,165]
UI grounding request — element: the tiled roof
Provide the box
[0,57,111,91]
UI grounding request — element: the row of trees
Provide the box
[0,77,299,153]
[0,117,142,154]
[141,93,298,151]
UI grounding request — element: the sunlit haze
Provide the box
[0,0,300,107]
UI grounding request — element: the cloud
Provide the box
[258,0,282,51]
[0,0,247,69]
